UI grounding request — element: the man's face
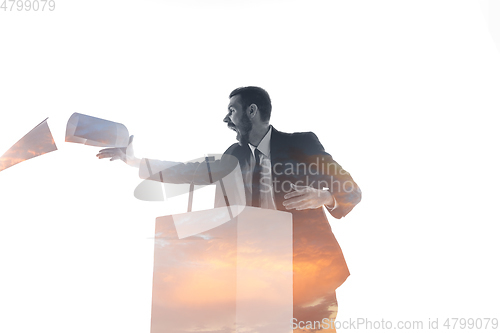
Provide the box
[224,95,252,145]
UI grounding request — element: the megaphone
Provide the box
[0,118,57,172]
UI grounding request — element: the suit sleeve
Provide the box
[137,146,240,186]
[303,132,362,219]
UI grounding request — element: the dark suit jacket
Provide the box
[220,127,361,293]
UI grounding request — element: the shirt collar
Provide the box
[248,125,272,158]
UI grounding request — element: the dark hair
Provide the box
[229,86,272,122]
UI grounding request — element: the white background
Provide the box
[1,0,499,332]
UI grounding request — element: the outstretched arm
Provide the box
[97,137,240,186]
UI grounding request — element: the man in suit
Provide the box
[97,86,361,331]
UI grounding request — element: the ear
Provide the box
[247,103,258,118]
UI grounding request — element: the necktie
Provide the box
[252,149,262,207]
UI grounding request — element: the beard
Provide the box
[232,113,253,146]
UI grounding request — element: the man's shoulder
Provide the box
[271,128,328,158]
[272,128,321,146]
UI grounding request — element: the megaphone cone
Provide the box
[0,118,58,172]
